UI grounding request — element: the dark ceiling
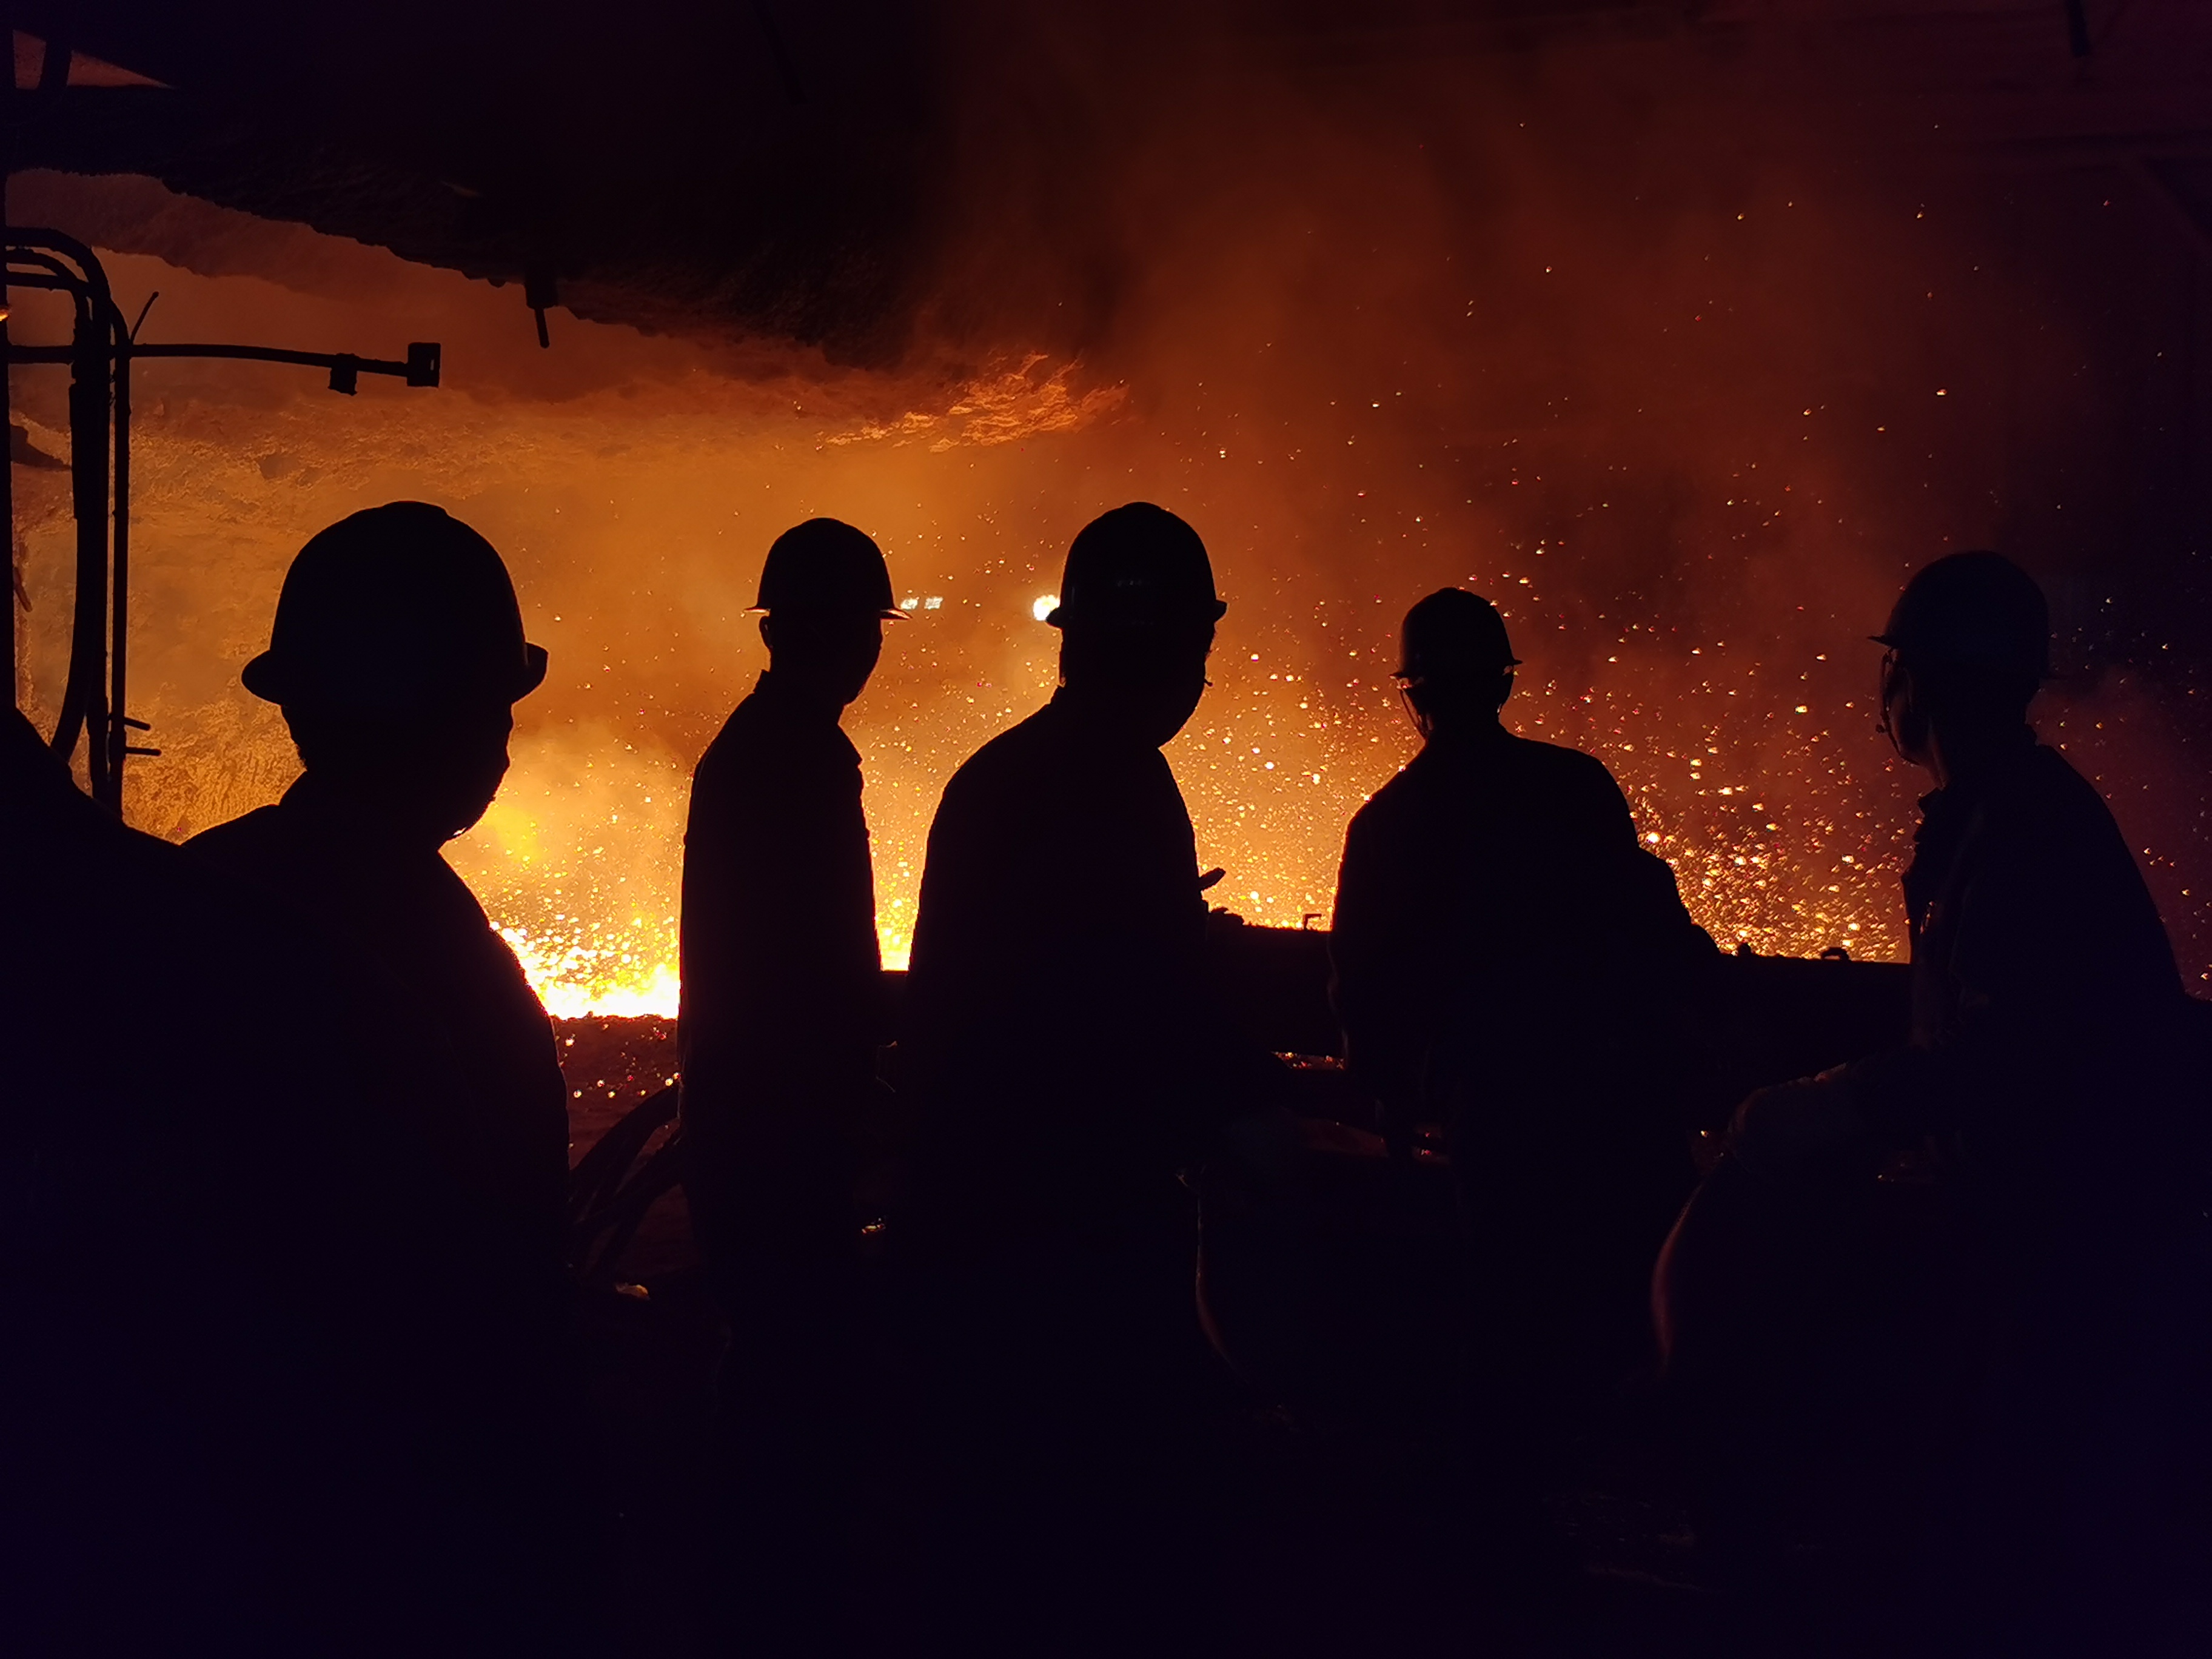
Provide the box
[13,3,2212,361]
[11,0,943,357]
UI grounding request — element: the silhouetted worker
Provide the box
[1333,588,1710,1157]
[900,502,1275,1647]
[1329,588,1712,1564]
[1660,552,2205,1643]
[188,502,568,1316]
[3,702,530,1651]
[178,502,600,1650]
[678,517,899,1647]
[905,504,1280,1242]
[2,711,344,1651]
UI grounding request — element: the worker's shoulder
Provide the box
[1504,731,1623,789]
[1389,731,1625,802]
[1349,760,1418,817]
[2019,743,2112,811]
[931,705,1151,849]
[694,694,851,786]
[180,803,290,872]
[1341,763,1434,860]
[1490,736,1629,820]
[2002,744,2135,856]
[942,705,1062,793]
[694,692,782,771]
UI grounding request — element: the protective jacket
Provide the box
[679,671,887,1269]
[903,690,1251,1253]
[1840,736,2194,1225]
[179,769,596,1650]
[1330,721,1711,1153]
[184,773,569,1307]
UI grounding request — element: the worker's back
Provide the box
[903,692,1228,1253]
[1335,723,1704,1140]
[1330,591,1712,1537]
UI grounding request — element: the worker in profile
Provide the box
[180,501,597,1650]
[677,517,899,1648]
[899,502,1278,1647]
[1329,588,1713,1558]
[1661,552,2202,1641]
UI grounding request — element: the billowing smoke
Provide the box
[13,9,2208,1011]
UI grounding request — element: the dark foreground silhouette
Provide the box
[179,503,604,1651]
[3,699,587,1653]
[2,709,386,1653]
[1660,552,2212,1651]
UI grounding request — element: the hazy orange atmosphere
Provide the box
[13,15,2208,1016]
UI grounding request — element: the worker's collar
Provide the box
[278,771,458,860]
[1420,716,1510,752]
[1920,723,2037,809]
[1045,683,1173,740]
[1915,732,2042,846]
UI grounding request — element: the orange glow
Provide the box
[10,134,2200,1014]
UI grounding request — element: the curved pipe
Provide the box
[6,226,437,815]
[9,233,124,808]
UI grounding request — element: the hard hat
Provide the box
[1045,503,1227,629]
[1873,550,2051,679]
[242,503,547,713]
[1392,588,1520,680]
[752,518,902,619]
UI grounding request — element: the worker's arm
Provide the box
[1329,804,1432,1159]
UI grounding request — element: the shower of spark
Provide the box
[12,33,2205,1020]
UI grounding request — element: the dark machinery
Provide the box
[556,927,1912,1295]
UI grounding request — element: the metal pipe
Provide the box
[107,318,129,802]
[8,340,441,386]
[5,235,118,783]
[10,235,124,805]
[2,35,14,712]
[56,289,110,804]
[3,225,440,808]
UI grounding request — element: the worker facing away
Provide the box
[1329,586,1713,1567]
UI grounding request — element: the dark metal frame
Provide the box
[3,227,440,813]
[565,1086,685,1287]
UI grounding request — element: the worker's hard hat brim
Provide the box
[1044,598,1228,629]
[238,652,280,702]
[1393,656,1520,678]
[746,604,908,620]
[242,640,549,708]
